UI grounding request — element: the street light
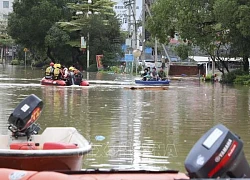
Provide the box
[76,0,92,70]
[86,0,92,70]
[133,49,141,76]
[76,0,100,71]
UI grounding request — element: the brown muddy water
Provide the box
[0,65,250,172]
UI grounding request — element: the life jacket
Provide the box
[53,68,60,80]
[45,66,53,76]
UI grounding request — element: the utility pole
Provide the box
[132,0,137,75]
[141,0,145,61]
[124,0,137,74]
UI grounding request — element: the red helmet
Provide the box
[50,62,54,66]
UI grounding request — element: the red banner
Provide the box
[96,55,103,70]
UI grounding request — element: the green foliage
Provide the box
[32,60,46,67]
[101,51,118,68]
[0,20,13,46]
[57,0,122,69]
[88,64,98,72]
[8,0,62,48]
[234,75,250,85]
[174,44,191,60]
[109,66,121,73]
[146,0,250,74]
[133,64,143,74]
[10,59,19,65]
[19,60,24,65]
[45,25,70,48]
[137,65,142,72]
[203,74,212,81]
[8,0,123,69]
[221,69,247,84]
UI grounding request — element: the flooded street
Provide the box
[0,65,250,172]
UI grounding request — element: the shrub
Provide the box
[203,74,212,81]
[88,64,98,72]
[221,69,247,84]
[33,60,46,67]
[110,66,121,73]
[10,59,19,65]
[133,64,143,74]
[234,75,250,85]
[19,60,24,65]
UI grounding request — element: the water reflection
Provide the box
[0,65,250,172]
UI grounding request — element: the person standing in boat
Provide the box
[158,67,167,80]
[74,68,83,85]
[45,62,54,79]
[67,66,76,85]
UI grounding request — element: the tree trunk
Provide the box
[0,47,3,64]
[46,47,54,62]
[242,55,249,74]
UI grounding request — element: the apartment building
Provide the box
[0,0,13,22]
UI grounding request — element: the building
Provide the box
[112,0,142,31]
[0,0,13,23]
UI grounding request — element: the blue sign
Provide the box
[125,54,134,62]
[145,47,152,54]
[121,44,127,52]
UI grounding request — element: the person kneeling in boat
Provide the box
[149,67,158,81]
[45,62,54,79]
[158,67,167,81]
[141,68,150,81]
[74,68,83,85]
[53,64,63,80]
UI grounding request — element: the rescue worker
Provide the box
[67,66,76,85]
[53,64,63,80]
[45,62,54,79]
[74,68,83,85]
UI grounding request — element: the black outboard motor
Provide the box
[8,94,43,139]
[185,124,250,178]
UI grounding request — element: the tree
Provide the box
[174,44,191,60]
[0,18,13,64]
[7,0,70,62]
[58,0,123,69]
[213,0,250,73]
[146,0,250,74]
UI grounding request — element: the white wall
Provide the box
[112,0,142,31]
[0,0,14,21]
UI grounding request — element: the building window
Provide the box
[3,1,9,8]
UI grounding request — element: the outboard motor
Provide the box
[8,94,43,140]
[185,124,250,178]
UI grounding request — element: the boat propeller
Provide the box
[8,94,43,140]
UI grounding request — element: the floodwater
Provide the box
[1,65,250,173]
